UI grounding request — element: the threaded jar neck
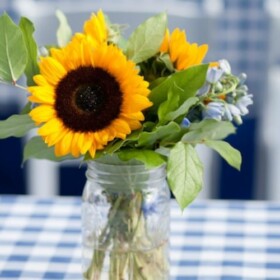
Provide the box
[85,158,166,190]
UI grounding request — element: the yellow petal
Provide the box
[38,118,64,136]
[44,129,67,146]
[123,94,152,113]
[28,86,55,105]
[93,134,106,149]
[160,29,170,53]
[195,44,208,64]
[121,111,145,121]
[53,131,74,156]
[39,57,67,86]
[33,75,51,87]
[77,133,93,155]
[124,118,142,130]
[83,10,107,44]
[70,133,81,157]
[111,119,131,135]
[29,105,56,124]
[88,144,96,158]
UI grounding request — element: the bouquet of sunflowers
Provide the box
[0,10,253,279]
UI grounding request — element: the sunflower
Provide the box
[160,28,208,71]
[28,35,152,158]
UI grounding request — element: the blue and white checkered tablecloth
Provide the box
[1,196,280,280]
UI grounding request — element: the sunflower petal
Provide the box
[88,144,97,158]
[83,10,107,44]
[39,57,67,86]
[111,119,131,135]
[123,94,153,113]
[28,86,55,105]
[44,129,67,146]
[70,133,81,157]
[38,118,64,136]
[29,105,56,124]
[54,131,71,156]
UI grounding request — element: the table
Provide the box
[1,196,280,280]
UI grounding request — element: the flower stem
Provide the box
[84,195,124,280]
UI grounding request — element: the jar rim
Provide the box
[85,159,167,183]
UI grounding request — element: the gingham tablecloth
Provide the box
[1,196,280,280]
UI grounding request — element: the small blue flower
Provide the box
[236,94,253,115]
[218,59,231,74]
[197,83,211,96]
[224,104,241,123]
[206,67,224,84]
[202,102,224,120]
[181,117,191,128]
[238,73,247,85]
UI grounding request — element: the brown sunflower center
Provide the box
[55,66,123,132]
[75,84,104,113]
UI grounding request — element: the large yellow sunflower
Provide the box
[28,35,151,158]
[160,28,208,71]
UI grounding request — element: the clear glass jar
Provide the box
[81,158,170,280]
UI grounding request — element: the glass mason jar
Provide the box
[81,158,170,280]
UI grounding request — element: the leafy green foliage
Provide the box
[0,11,245,213]
[118,149,166,169]
[182,119,236,143]
[0,114,35,138]
[126,12,167,63]
[167,142,203,210]
[158,86,180,122]
[149,64,208,113]
[138,122,181,148]
[20,102,33,114]
[158,53,174,72]
[19,17,39,86]
[160,96,199,124]
[56,10,72,47]
[0,13,28,82]
[205,140,241,170]
[23,136,75,162]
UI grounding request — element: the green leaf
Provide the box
[149,76,167,90]
[100,131,141,156]
[0,13,28,82]
[56,10,72,47]
[182,119,236,143]
[0,114,35,138]
[158,53,174,72]
[126,12,167,63]
[205,140,242,171]
[118,150,166,169]
[149,64,208,113]
[167,142,203,210]
[20,102,33,114]
[19,17,39,86]
[23,136,75,162]
[138,122,181,147]
[158,85,180,122]
[162,96,199,123]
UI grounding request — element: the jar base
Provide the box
[83,240,169,280]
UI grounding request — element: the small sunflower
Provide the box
[160,28,208,71]
[28,36,152,158]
